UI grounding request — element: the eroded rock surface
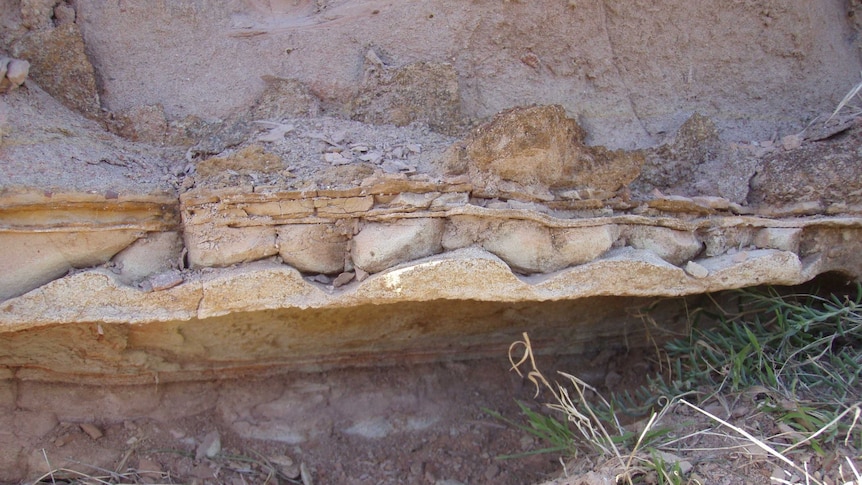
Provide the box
[3,91,862,381]
[2,1,862,384]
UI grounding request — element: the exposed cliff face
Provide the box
[3,84,862,384]
[3,2,862,483]
[1,0,862,382]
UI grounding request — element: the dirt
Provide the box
[9,341,855,485]
[4,0,861,149]
[2,1,862,483]
[1,351,654,484]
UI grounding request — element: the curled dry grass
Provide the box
[497,285,862,485]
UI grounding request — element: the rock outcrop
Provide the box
[2,87,862,382]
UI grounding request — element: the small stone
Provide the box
[53,4,76,25]
[196,430,221,460]
[269,455,299,477]
[771,466,789,483]
[332,271,354,287]
[53,434,72,447]
[732,251,749,263]
[684,260,709,279]
[311,274,331,284]
[300,462,313,485]
[324,152,352,165]
[145,270,184,292]
[255,122,294,143]
[781,134,802,151]
[6,59,30,88]
[137,457,163,478]
[355,267,369,282]
[381,159,415,174]
[79,423,103,440]
[359,151,383,163]
[483,464,499,480]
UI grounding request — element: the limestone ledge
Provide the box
[2,182,861,383]
[2,176,862,310]
[0,242,844,331]
[0,190,179,301]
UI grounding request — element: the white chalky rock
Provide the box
[6,59,30,86]
[351,218,445,273]
[0,57,29,93]
[185,224,277,268]
[684,260,710,279]
[754,227,802,253]
[277,224,349,274]
[625,226,703,266]
[482,221,618,274]
[112,232,183,284]
[0,230,143,301]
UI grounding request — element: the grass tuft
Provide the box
[492,284,862,485]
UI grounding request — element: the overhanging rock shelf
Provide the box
[2,103,862,384]
[2,174,861,384]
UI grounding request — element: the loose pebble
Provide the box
[324,152,352,165]
[684,260,709,279]
[311,274,331,284]
[355,267,369,282]
[781,134,802,151]
[79,423,103,440]
[332,271,355,287]
[300,462,313,485]
[144,270,184,292]
[53,434,72,447]
[269,455,299,477]
[195,430,221,460]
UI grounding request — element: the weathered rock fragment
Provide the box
[463,105,643,200]
[754,228,802,253]
[624,226,702,266]
[351,219,445,273]
[185,224,278,268]
[481,221,619,274]
[111,105,169,144]
[277,224,349,274]
[351,58,463,135]
[112,232,183,285]
[634,113,757,203]
[749,123,862,208]
[250,76,321,120]
[11,23,101,118]
[0,57,30,93]
[0,230,143,301]
[196,144,283,178]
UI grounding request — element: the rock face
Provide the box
[0,56,29,94]
[463,106,643,200]
[2,1,862,384]
[11,23,101,118]
[351,59,463,136]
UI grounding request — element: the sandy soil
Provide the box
[2,351,650,484]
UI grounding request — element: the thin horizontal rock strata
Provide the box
[2,94,862,382]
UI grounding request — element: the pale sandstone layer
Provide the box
[2,1,862,384]
[3,92,862,383]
